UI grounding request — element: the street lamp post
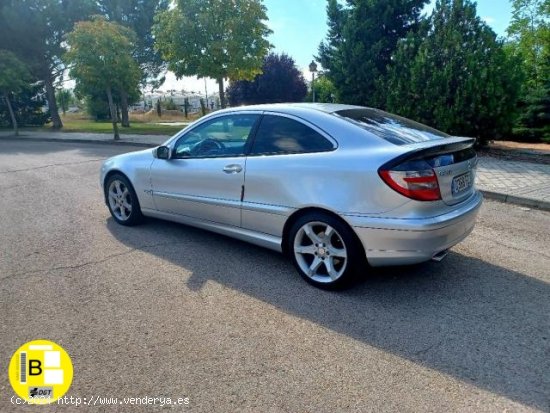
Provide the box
[309,60,318,103]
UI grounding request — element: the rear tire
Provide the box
[104,174,143,226]
[288,212,366,289]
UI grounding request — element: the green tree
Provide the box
[76,85,140,120]
[513,79,550,141]
[184,97,190,118]
[318,0,428,108]
[227,53,307,105]
[153,0,272,108]
[163,97,178,110]
[506,0,550,141]
[65,17,142,140]
[507,0,550,90]
[0,50,32,135]
[305,74,339,103]
[80,90,111,120]
[97,0,170,126]
[0,83,50,129]
[200,98,207,116]
[386,0,523,144]
[56,89,73,115]
[0,0,96,129]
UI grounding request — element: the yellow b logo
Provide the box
[8,339,73,404]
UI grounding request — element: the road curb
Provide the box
[480,190,550,211]
[0,135,160,148]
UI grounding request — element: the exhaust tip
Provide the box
[431,249,449,262]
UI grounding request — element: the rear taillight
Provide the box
[379,160,441,201]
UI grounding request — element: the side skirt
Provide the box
[141,208,283,253]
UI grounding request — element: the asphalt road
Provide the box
[1,140,548,412]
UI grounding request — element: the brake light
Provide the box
[379,162,441,201]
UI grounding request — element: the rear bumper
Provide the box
[345,191,483,266]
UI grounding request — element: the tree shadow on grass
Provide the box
[107,217,549,411]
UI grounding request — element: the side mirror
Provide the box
[155,146,170,160]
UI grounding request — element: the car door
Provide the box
[150,112,261,227]
[243,113,337,236]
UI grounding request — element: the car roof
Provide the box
[218,102,365,116]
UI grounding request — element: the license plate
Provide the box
[452,172,472,195]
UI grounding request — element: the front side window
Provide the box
[173,114,260,158]
[250,115,334,155]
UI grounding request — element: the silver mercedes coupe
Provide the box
[101,103,482,288]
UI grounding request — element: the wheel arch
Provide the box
[281,207,363,257]
[103,170,133,204]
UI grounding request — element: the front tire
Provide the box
[288,212,365,289]
[105,174,143,226]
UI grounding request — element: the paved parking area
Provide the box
[477,157,550,205]
[1,140,549,412]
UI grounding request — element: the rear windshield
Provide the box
[335,108,450,145]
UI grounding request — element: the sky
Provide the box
[161,0,513,94]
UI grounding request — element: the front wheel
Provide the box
[105,174,143,226]
[288,213,366,289]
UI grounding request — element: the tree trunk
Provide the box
[218,78,226,109]
[106,87,120,140]
[4,94,18,136]
[44,75,63,129]
[120,89,130,127]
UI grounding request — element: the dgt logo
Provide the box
[29,387,53,399]
[8,340,73,404]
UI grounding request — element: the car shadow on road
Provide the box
[107,217,549,410]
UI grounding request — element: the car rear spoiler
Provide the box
[381,137,476,170]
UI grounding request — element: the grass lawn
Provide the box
[23,112,197,135]
[47,118,186,135]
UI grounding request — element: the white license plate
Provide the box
[452,172,472,195]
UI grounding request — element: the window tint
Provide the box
[335,108,450,145]
[173,114,259,158]
[250,115,334,155]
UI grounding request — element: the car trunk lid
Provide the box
[379,137,477,206]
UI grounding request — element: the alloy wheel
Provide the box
[293,221,348,284]
[108,179,133,221]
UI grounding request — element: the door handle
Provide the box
[223,164,243,174]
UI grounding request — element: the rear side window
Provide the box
[250,115,334,155]
[335,108,450,145]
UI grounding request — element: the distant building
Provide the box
[135,90,220,112]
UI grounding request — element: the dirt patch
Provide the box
[480,140,550,165]
[490,140,550,153]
